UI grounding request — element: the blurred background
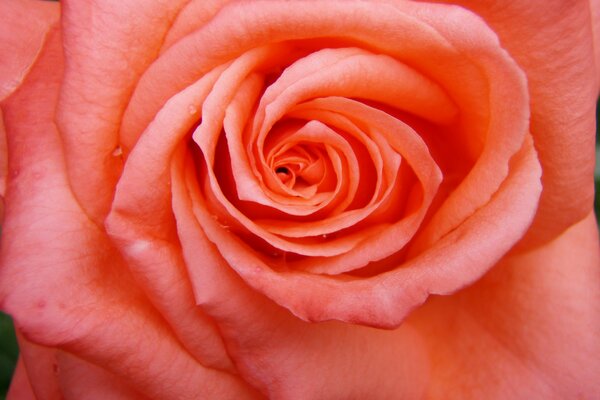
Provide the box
[0,90,598,400]
[0,314,17,399]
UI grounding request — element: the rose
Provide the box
[1,0,599,398]
[2,0,599,398]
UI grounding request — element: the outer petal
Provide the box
[162,0,234,50]
[6,358,35,400]
[1,111,7,220]
[0,0,59,101]
[0,0,58,219]
[57,0,193,222]
[106,65,237,372]
[590,0,600,91]
[9,334,61,400]
[171,155,430,399]
[422,0,598,246]
[0,26,258,400]
[56,353,149,400]
[410,213,600,399]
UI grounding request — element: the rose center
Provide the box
[271,143,327,197]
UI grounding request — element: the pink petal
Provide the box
[6,358,36,400]
[0,26,258,400]
[105,65,244,372]
[419,0,598,246]
[0,0,58,101]
[56,0,190,222]
[56,353,149,400]
[172,157,430,399]
[12,334,61,400]
[177,134,539,326]
[410,212,600,399]
[162,0,233,51]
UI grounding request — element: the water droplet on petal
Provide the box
[188,105,198,115]
[112,146,123,157]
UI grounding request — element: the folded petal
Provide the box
[1,111,7,220]
[56,353,150,400]
[12,334,61,400]
[0,26,258,400]
[421,0,598,246]
[0,0,59,101]
[6,358,36,400]
[56,0,191,222]
[172,155,430,399]
[591,0,600,90]
[410,213,600,399]
[162,0,233,50]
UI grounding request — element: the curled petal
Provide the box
[0,0,58,101]
[410,212,600,399]
[0,28,259,400]
[57,0,191,222]
[419,0,598,246]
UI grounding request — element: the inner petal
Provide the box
[251,46,458,156]
[262,120,357,203]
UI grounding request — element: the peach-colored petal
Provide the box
[591,0,600,91]
[162,0,233,51]
[257,120,360,204]
[6,358,36,400]
[421,0,598,247]
[56,0,190,223]
[14,334,61,400]
[198,101,402,257]
[0,111,7,222]
[105,65,242,372]
[410,212,600,399]
[120,0,476,161]
[245,98,440,273]
[253,48,457,138]
[3,1,595,398]
[56,353,150,400]
[221,78,357,216]
[397,2,530,253]
[180,134,539,327]
[124,1,530,259]
[171,154,430,399]
[0,28,258,400]
[0,0,59,101]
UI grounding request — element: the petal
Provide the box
[13,333,61,400]
[411,212,600,399]
[162,0,233,50]
[171,155,430,399]
[124,0,531,255]
[182,134,540,327]
[56,0,190,222]
[6,359,36,400]
[1,111,7,220]
[106,64,237,371]
[0,27,258,400]
[56,353,149,400]
[591,0,600,90]
[0,0,59,101]
[120,0,477,161]
[421,0,598,246]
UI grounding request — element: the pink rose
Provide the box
[1,0,599,398]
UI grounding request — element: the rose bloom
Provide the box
[1,0,599,398]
